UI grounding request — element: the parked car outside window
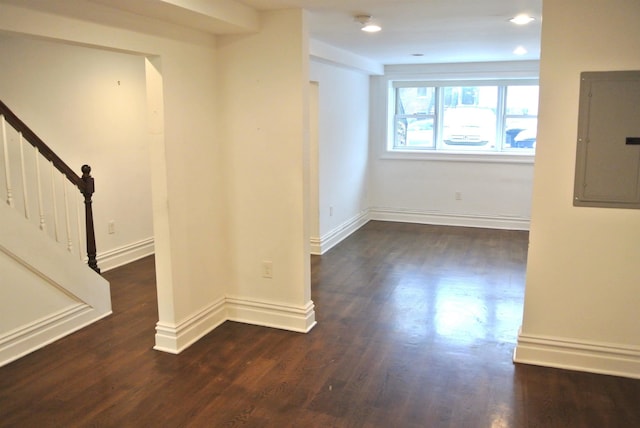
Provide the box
[442,107,496,146]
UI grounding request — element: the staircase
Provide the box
[0,100,112,367]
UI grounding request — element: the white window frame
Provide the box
[372,62,540,164]
[388,79,538,161]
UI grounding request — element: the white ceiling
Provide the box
[6,0,542,66]
[238,0,543,65]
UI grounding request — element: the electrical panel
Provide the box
[574,70,640,208]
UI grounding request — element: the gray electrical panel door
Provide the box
[574,71,640,208]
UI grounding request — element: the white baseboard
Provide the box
[370,207,530,231]
[98,237,155,272]
[310,208,528,254]
[154,296,226,354]
[0,303,112,367]
[514,331,640,380]
[309,236,322,255]
[310,210,370,255]
[226,296,316,333]
[154,296,316,354]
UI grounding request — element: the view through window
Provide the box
[393,84,539,153]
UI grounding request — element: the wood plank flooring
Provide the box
[1,221,639,427]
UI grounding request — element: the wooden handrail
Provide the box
[0,99,100,273]
[0,100,84,191]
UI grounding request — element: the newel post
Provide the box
[81,165,100,274]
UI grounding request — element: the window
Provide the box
[394,87,435,148]
[391,82,539,154]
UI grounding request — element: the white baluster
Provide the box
[35,146,46,231]
[1,115,14,207]
[19,133,30,219]
[50,161,60,242]
[63,175,73,252]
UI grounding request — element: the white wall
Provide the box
[216,9,315,331]
[369,62,539,230]
[0,33,153,271]
[309,60,370,253]
[514,0,640,379]
[309,81,320,244]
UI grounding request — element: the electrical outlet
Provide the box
[108,220,115,234]
[262,261,273,279]
[329,206,334,216]
[455,192,462,201]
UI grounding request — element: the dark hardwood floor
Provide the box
[2,221,639,427]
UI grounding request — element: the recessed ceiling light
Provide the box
[509,14,535,25]
[354,15,382,33]
[362,23,382,33]
[513,46,528,55]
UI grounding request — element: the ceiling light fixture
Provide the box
[509,14,535,25]
[513,46,528,55]
[354,15,382,33]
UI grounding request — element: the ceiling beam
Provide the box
[92,0,260,34]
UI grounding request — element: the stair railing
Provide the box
[0,99,100,273]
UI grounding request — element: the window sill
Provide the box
[379,149,535,164]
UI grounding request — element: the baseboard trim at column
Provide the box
[154,297,226,354]
[514,331,640,380]
[226,296,316,333]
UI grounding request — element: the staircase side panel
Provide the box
[0,251,79,332]
[0,203,112,366]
